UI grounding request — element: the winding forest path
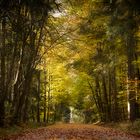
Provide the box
[1,124,140,140]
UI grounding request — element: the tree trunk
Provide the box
[126,33,136,122]
[43,71,47,123]
[102,75,110,122]
[37,71,41,123]
[47,75,51,123]
[0,18,6,126]
[111,67,118,121]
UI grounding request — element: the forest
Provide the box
[0,0,140,135]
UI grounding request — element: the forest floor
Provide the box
[1,123,140,140]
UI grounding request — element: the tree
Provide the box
[0,0,60,126]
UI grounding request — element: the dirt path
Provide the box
[1,124,140,140]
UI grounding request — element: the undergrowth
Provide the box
[0,122,50,138]
[100,120,140,135]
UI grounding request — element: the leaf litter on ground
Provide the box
[1,124,140,140]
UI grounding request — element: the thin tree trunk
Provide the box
[102,75,110,122]
[95,76,104,121]
[111,67,118,121]
[126,33,136,122]
[43,70,47,123]
[47,75,51,123]
[37,71,41,123]
[0,18,6,126]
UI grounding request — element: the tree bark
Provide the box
[37,71,41,123]
[0,18,6,126]
[43,70,47,123]
[126,34,137,122]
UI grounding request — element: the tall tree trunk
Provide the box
[37,71,41,123]
[134,53,140,118]
[126,34,136,122]
[0,18,6,126]
[88,80,100,117]
[43,70,47,123]
[111,67,118,121]
[102,75,110,122]
[47,75,51,123]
